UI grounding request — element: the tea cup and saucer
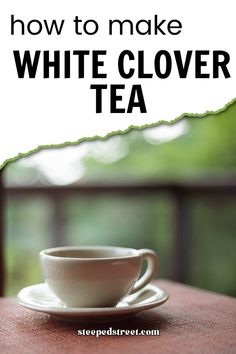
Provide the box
[17,246,169,322]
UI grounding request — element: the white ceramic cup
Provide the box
[40,246,158,308]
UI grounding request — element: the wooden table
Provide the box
[0,280,236,354]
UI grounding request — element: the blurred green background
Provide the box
[3,101,236,296]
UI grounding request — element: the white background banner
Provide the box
[0,0,235,167]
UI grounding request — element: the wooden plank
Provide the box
[5,179,236,197]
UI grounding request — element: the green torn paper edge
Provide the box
[1,96,236,170]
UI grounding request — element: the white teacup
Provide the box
[40,246,158,308]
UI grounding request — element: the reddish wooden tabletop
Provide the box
[0,280,236,354]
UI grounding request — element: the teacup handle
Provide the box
[129,249,158,294]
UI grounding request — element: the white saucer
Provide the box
[17,283,169,323]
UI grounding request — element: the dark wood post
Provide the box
[171,189,190,283]
[0,169,5,296]
[51,195,66,247]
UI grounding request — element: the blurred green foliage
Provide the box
[4,101,236,296]
[81,102,236,180]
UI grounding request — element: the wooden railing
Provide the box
[0,168,236,296]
